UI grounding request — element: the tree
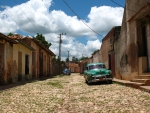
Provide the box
[66,58,69,62]
[52,56,57,64]
[7,32,13,36]
[79,56,88,61]
[52,56,65,65]
[72,56,78,63]
[33,33,52,48]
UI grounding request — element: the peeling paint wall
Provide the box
[13,44,32,81]
[101,40,110,69]
[92,50,101,63]
[5,42,13,84]
[6,42,13,84]
[0,43,5,84]
[23,38,54,78]
[114,0,150,80]
[0,40,13,84]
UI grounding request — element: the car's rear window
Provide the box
[89,64,105,70]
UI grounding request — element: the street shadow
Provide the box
[0,81,30,91]
[0,77,48,91]
[86,81,113,86]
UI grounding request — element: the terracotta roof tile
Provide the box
[9,34,24,39]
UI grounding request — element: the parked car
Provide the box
[63,68,71,75]
[84,62,113,84]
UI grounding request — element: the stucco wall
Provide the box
[13,44,32,81]
[92,51,101,63]
[101,39,111,69]
[24,38,54,77]
[3,42,13,84]
[114,0,150,80]
[31,41,40,78]
[5,42,13,83]
[114,12,128,79]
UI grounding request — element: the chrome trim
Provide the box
[92,74,110,77]
[88,78,113,83]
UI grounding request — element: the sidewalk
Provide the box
[113,78,150,93]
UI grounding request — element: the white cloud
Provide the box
[87,6,123,34]
[0,0,123,61]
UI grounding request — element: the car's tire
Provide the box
[86,79,91,85]
[85,79,88,84]
[108,80,112,84]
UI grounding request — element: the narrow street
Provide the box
[0,73,150,113]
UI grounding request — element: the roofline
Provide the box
[0,33,17,44]
[128,2,150,22]
[32,38,55,56]
[102,26,121,42]
[15,39,35,51]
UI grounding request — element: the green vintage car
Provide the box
[84,62,113,84]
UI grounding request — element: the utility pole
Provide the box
[58,33,66,60]
[67,50,70,69]
[58,33,66,75]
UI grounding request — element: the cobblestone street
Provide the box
[0,73,150,113]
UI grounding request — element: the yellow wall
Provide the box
[13,43,32,80]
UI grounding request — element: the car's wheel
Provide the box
[86,79,91,85]
[108,80,112,84]
[85,79,88,84]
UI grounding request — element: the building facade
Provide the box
[23,37,55,78]
[0,33,17,84]
[114,0,150,80]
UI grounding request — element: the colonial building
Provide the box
[114,0,150,82]
[0,33,35,84]
[69,62,80,73]
[12,37,34,82]
[0,33,16,84]
[91,50,101,63]
[23,36,55,78]
[101,26,121,77]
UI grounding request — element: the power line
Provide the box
[62,0,103,37]
[0,0,49,35]
[19,0,48,34]
[0,2,33,33]
[13,0,41,33]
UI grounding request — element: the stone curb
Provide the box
[113,78,150,93]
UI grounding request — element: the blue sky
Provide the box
[0,0,125,60]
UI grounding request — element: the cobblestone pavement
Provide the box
[0,73,150,113]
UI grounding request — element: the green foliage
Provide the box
[80,56,88,61]
[72,57,78,63]
[47,81,63,89]
[33,33,52,48]
[52,56,65,65]
[7,32,13,36]
[52,56,57,62]
[66,58,69,62]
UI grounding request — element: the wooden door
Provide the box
[18,51,22,81]
[146,24,150,71]
[0,45,4,84]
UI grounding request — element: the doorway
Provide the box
[146,24,150,71]
[25,54,29,75]
[39,52,43,77]
[18,51,22,81]
[0,44,4,84]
